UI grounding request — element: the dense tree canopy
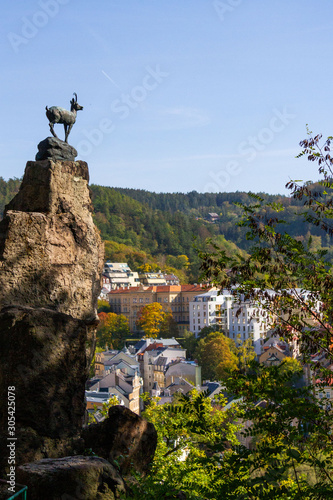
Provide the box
[96,312,130,349]
[136,303,167,338]
[129,390,241,499]
[195,331,238,381]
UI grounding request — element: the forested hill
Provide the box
[1,177,332,282]
[98,185,329,251]
[112,187,285,213]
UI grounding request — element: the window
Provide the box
[139,298,143,303]
[164,297,168,302]
[133,298,137,303]
[145,298,149,303]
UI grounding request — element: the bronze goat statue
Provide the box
[45,93,83,143]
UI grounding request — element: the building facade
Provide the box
[103,262,140,290]
[108,284,213,333]
[189,290,272,354]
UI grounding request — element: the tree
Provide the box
[278,357,303,386]
[158,312,179,338]
[96,312,130,349]
[197,324,222,340]
[195,331,238,380]
[89,346,103,378]
[217,362,333,499]
[136,302,166,338]
[197,130,333,497]
[235,334,256,374]
[97,299,112,313]
[179,329,198,359]
[129,389,241,499]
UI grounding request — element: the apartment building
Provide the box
[108,284,213,333]
[190,290,233,336]
[103,262,140,290]
[138,271,167,286]
[190,290,272,354]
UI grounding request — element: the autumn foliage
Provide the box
[136,302,167,338]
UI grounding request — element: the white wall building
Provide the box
[103,262,140,290]
[189,290,271,355]
[190,290,232,336]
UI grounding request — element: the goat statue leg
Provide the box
[49,122,58,139]
[63,124,68,143]
[64,124,73,143]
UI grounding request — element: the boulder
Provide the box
[82,405,157,475]
[0,306,89,470]
[36,137,78,161]
[16,456,125,500]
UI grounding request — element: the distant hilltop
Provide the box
[1,178,331,283]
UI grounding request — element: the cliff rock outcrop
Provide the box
[0,158,104,473]
[0,159,102,323]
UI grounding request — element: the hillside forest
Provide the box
[0,177,332,282]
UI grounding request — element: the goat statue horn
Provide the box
[73,93,77,102]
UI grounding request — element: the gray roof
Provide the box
[133,340,146,351]
[154,356,168,367]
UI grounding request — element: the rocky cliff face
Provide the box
[0,159,103,322]
[0,157,104,474]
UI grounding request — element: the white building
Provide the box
[226,298,270,354]
[189,290,271,354]
[190,290,232,337]
[103,262,140,290]
[138,271,167,286]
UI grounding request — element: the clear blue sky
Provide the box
[2,0,333,194]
